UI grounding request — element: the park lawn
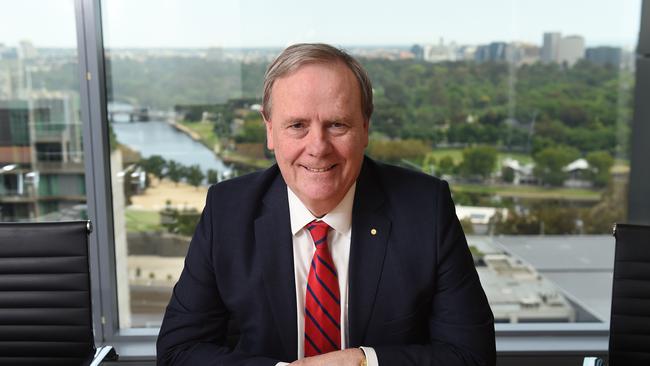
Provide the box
[451,183,602,201]
[178,121,220,150]
[427,148,464,164]
[497,152,533,165]
[428,147,533,166]
[125,209,162,232]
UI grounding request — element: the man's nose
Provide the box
[305,127,332,156]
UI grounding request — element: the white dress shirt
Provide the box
[275,184,379,366]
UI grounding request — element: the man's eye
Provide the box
[289,122,304,129]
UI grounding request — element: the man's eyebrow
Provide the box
[280,117,307,125]
[324,115,351,123]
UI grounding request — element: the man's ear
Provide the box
[261,109,274,150]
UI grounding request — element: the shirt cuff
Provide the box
[359,346,379,366]
[275,363,290,366]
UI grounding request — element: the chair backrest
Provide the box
[0,221,96,365]
[609,223,650,366]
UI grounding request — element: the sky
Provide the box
[0,0,642,49]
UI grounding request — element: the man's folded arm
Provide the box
[156,187,281,366]
[374,181,496,366]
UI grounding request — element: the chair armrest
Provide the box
[90,345,118,366]
[583,357,604,366]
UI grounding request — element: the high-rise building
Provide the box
[475,42,508,62]
[410,44,424,60]
[586,46,623,67]
[0,92,85,221]
[542,32,585,66]
[541,32,561,63]
[557,35,585,66]
[423,38,458,63]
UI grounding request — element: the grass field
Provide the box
[125,209,162,232]
[451,183,602,201]
[428,148,533,166]
[178,121,220,150]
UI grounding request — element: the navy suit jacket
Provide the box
[157,157,496,365]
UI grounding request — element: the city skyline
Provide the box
[0,0,641,49]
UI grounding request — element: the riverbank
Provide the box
[172,119,273,171]
[169,120,217,151]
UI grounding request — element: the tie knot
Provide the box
[306,220,330,248]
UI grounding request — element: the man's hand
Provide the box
[288,348,365,366]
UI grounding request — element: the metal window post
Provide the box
[74,0,119,344]
[628,0,650,224]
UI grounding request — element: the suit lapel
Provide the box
[348,159,392,346]
[256,174,298,360]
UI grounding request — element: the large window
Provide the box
[95,0,642,331]
[0,0,85,222]
[2,0,646,356]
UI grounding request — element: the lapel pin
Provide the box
[370,228,377,236]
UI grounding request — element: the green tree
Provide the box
[586,150,614,188]
[207,169,219,184]
[501,166,515,183]
[458,146,497,180]
[160,205,201,236]
[437,155,456,176]
[495,210,541,235]
[235,115,266,143]
[186,165,205,189]
[537,205,580,234]
[141,155,167,179]
[533,146,580,186]
[166,160,184,185]
[584,178,627,233]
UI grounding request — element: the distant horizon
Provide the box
[0,0,641,50]
[2,39,639,51]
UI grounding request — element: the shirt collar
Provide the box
[287,183,356,236]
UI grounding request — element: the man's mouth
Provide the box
[302,164,336,173]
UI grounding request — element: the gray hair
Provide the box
[262,43,373,121]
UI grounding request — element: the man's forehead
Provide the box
[276,60,352,84]
[267,60,364,120]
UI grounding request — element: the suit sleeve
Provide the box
[373,181,496,366]
[156,186,281,366]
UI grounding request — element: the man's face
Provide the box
[264,61,369,216]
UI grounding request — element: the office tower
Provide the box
[410,44,424,60]
[586,46,623,67]
[541,32,561,63]
[475,42,508,62]
[558,35,585,66]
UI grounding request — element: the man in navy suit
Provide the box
[157,43,495,366]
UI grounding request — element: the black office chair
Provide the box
[0,221,117,365]
[608,223,650,365]
[584,223,650,366]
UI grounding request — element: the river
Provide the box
[111,120,231,176]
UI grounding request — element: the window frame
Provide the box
[72,0,650,358]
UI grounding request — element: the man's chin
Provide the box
[294,188,342,211]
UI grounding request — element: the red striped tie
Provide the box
[304,220,341,356]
